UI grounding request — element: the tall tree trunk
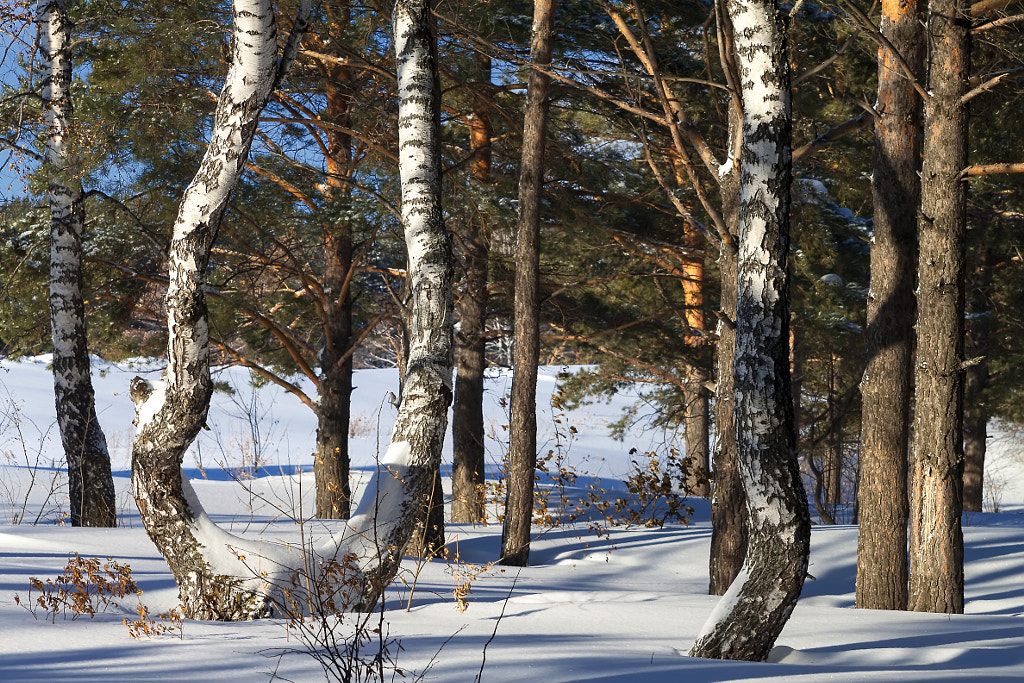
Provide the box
[314,58,356,520]
[682,227,711,498]
[357,0,452,595]
[709,173,746,595]
[855,0,924,612]
[908,0,969,615]
[963,245,991,513]
[452,52,492,525]
[500,0,555,567]
[796,333,838,526]
[825,352,842,508]
[39,0,116,528]
[130,0,311,620]
[689,0,810,660]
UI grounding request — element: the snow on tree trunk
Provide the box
[501,0,556,567]
[689,0,811,660]
[39,0,116,528]
[130,0,311,620]
[908,0,969,615]
[855,0,923,612]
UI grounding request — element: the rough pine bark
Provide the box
[38,0,116,528]
[130,0,311,620]
[682,231,711,498]
[314,66,356,520]
[500,0,556,567]
[908,0,970,613]
[689,0,811,660]
[855,0,924,612]
[824,353,842,508]
[962,244,991,513]
[451,52,492,525]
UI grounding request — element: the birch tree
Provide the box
[688,0,811,660]
[130,0,452,619]
[501,0,556,567]
[130,0,314,619]
[39,0,115,527]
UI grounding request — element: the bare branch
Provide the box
[792,113,872,163]
[834,0,930,101]
[973,13,1024,31]
[961,67,1024,104]
[971,0,1023,16]
[963,162,1024,177]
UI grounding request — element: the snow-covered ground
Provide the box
[2,357,1024,681]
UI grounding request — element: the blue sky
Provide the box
[1,13,35,202]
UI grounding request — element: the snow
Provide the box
[3,357,1024,680]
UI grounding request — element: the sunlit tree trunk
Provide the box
[130,0,311,620]
[908,0,970,614]
[682,214,711,498]
[314,33,356,520]
[689,0,810,659]
[855,0,924,612]
[501,0,556,567]
[39,0,116,528]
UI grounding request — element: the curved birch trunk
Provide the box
[131,0,450,619]
[351,0,452,600]
[39,0,116,527]
[689,0,810,660]
[130,0,311,620]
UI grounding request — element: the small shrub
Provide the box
[16,552,138,623]
[15,552,184,640]
[124,603,185,640]
[256,545,412,682]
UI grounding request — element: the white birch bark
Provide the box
[345,0,452,603]
[688,0,810,661]
[269,0,451,608]
[39,0,116,527]
[130,0,451,618]
[130,0,313,620]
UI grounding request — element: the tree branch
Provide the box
[834,0,930,101]
[963,162,1024,177]
[792,113,872,163]
[961,67,1024,105]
